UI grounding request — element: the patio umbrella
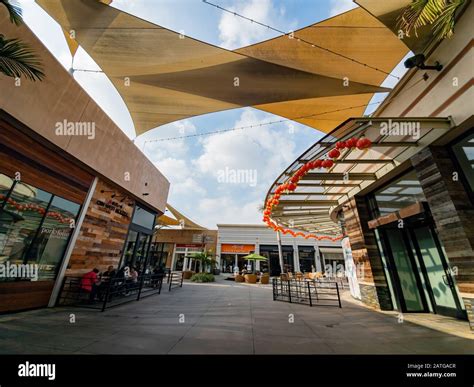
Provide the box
[243,253,268,274]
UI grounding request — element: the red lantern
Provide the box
[328,149,340,159]
[287,183,297,191]
[322,159,334,168]
[336,141,346,149]
[290,175,300,184]
[313,159,323,168]
[357,138,372,149]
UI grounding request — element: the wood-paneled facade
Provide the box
[66,179,135,275]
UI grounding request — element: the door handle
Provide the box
[442,274,453,287]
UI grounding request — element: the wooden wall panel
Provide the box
[66,179,135,275]
[0,113,93,203]
[0,281,54,313]
[343,196,393,310]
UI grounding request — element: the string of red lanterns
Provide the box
[0,194,73,224]
[262,136,372,242]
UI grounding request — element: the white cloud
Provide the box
[197,196,263,227]
[329,0,358,17]
[195,108,297,184]
[138,120,197,163]
[218,0,293,49]
[154,157,206,196]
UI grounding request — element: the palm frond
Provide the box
[1,0,23,25]
[397,0,464,41]
[432,0,465,40]
[0,35,44,81]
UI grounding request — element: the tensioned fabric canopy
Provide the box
[36,0,408,136]
[355,0,434,54]
[156,203,207,230]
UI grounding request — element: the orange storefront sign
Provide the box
[221,244,255,254]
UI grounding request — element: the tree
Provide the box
[397,0,465,42]
[0,0,44,81]
[187,251,216,273]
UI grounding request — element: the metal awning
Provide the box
[266,117,453,235]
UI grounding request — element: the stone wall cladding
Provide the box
[463,297,474,331]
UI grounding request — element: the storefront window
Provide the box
[0,174,14,208]
[26,196,80,280]
[132,206,155,230]
[122,230,138,268]
[0,175,81,282]
[452,131,474,193]
[373,170,425,217]
[0,181,52,269]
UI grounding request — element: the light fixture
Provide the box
[404,54,443,71]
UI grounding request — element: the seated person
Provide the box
[80,268,99,302]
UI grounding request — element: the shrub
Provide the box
[190,273,215,283]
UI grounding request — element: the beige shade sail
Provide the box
[355,0,434,53]
[238,7,409,131]
[36,0,405,136]
[156,204,206,229]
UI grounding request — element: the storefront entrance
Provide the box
[120,205,156,273]
[259,245,293,276]
[376,214,466,319]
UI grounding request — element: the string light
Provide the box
[144,101,383,144]
[202,0,400,80]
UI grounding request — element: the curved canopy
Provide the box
[265,117,452,236]
[36,0,408,136]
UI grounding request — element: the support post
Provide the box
[48,177,98,307]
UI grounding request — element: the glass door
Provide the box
[410,226,465,319]
[380,228,428,312]
[377,218,466,318]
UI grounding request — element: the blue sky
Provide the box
[17,0,408,228]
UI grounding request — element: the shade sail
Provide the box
[37,0,403,134]
[239,7,409,131]
[156,204,207,230]
[355,0,434,53]
[36,0,406,136]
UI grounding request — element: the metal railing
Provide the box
[58,273,164,311]
[272,278,342,307]
[168,271,184,291]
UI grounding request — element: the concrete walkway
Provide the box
[1,277,473,354]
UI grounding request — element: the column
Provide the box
[342,196,393,310]
[412,146,474,328]
[48,177,98,307]
[293,239,300,273]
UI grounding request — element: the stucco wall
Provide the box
[375,3,473,124]
[0,8,169,213]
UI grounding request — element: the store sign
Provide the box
[176,244,201,248]
[221,244,255,254]
[96,199,130,218]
